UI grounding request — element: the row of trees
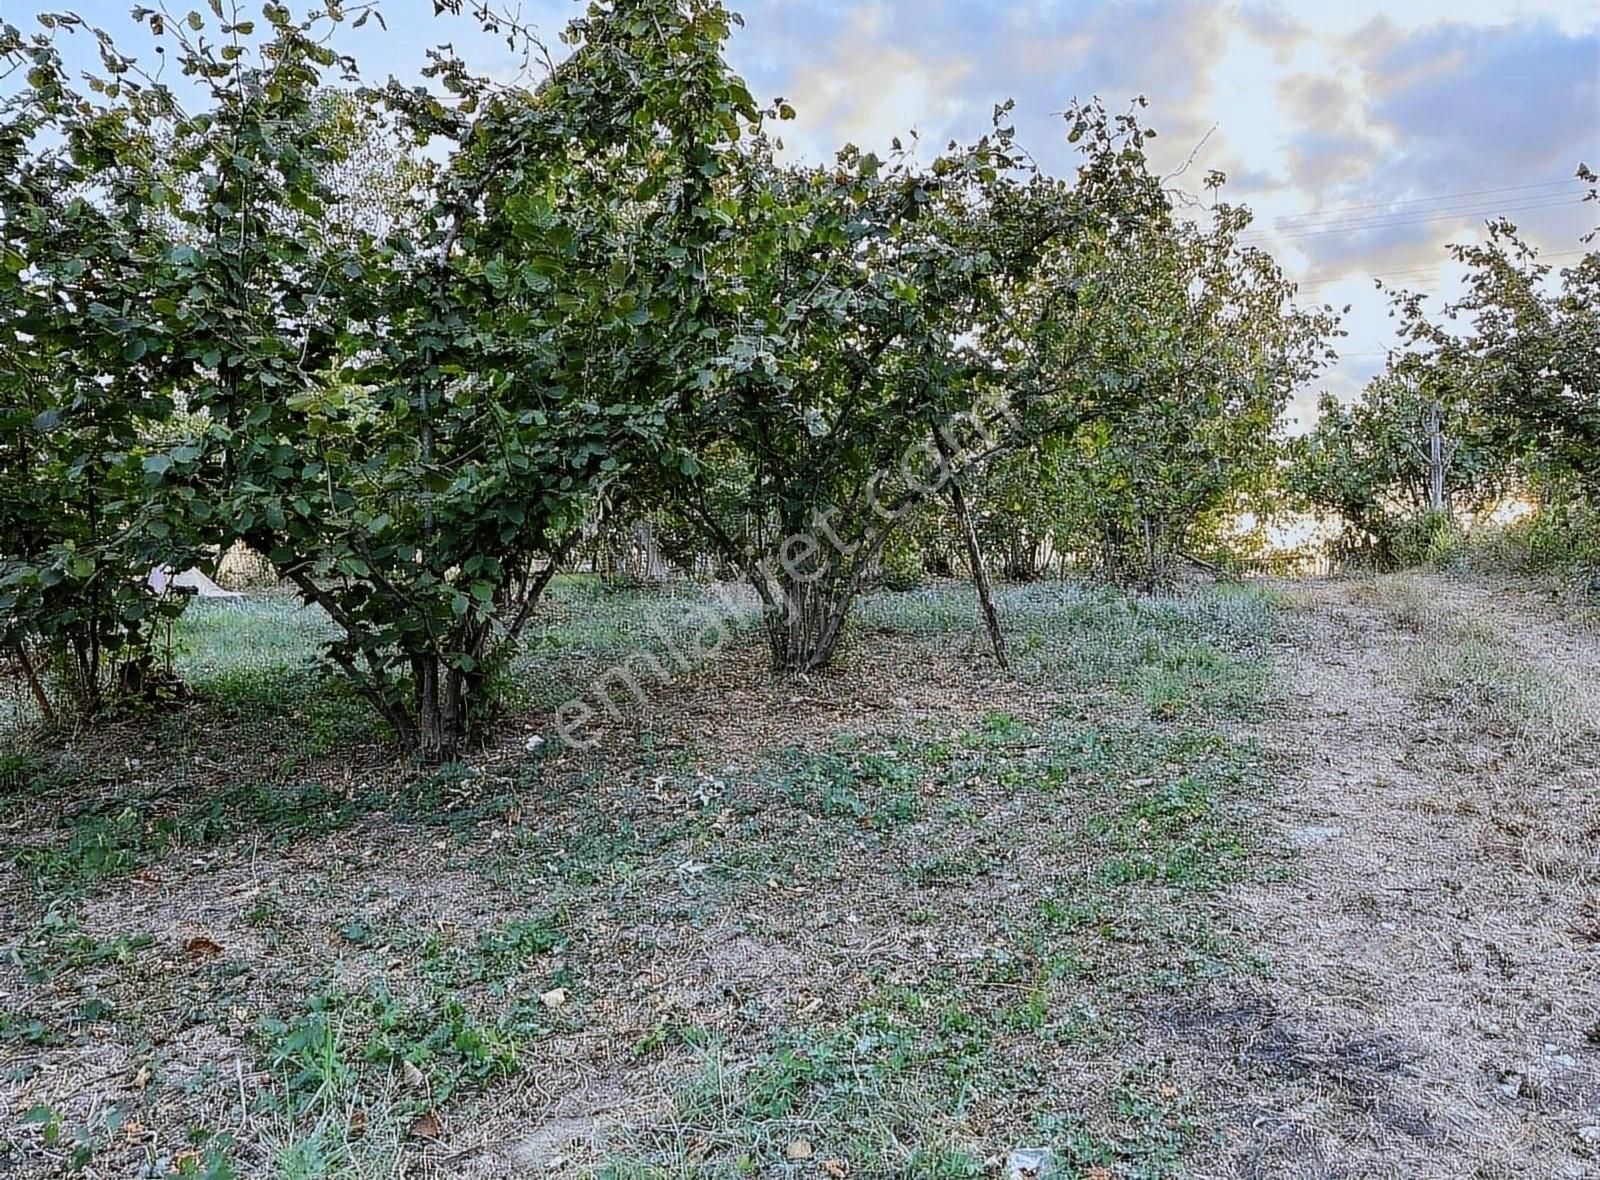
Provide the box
[975,191,1337,588]
[13,0,1500,758]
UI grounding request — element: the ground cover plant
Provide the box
[1,578,1291,1178]
[8,568,1595,1179]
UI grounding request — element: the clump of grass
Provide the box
[166,598,389,755]
[15,781,367,890]
[14,911,154,984]
[770,739,925,828]
[0,749,46,793]
[1367,583,1596,743]
[1129,638,1270,720]
[249,947,568,1176]
[605,995,1195,1178]
[511,581,761,711]
[172,598,338,682]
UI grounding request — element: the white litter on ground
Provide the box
[147,566,244,600]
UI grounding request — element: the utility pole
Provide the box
[1426,395,1446,514]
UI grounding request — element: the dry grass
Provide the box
[1353,573,1600,747]
[1228,570,1600,1179]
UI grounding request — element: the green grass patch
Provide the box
[14,766,528,893]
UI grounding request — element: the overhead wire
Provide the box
[1271,178,1577,226]
[1242,196,1584,244]
[1293,248,1589,291]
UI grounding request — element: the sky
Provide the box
[12,0,1600,425]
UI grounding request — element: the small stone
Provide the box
[1577,1124,1600,1147]
[1005,1148,1057,1179]
[525,734,545,752]
[786,1139,813,1161]
[540,987,568,1009]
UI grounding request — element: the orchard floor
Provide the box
[1,572,1597,1179]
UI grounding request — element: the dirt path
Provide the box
[1214,574,1600,1178]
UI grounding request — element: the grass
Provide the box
[1407,617,1588,740]
[1356,574,1595,744]
[0,576,1283,1178]
[13,768,534,894]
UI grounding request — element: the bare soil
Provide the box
[1198,573,1600,1179]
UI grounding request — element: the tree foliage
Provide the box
[1287,288,1503,566]
[1288,219,1597,572]
[2,0,1357,753]
[3,0,770,756]
[970,186,1337,588]
[660,99,1170,668]
[1449,220,1600,491]
[0,14,205,716]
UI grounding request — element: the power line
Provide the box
[1249,196,1583,241]
[1243,196,1583,243]
[1295,265,1443,289]
[1292,248,1589,290]
[1271,178,1577,227]
[1262,194,1583,238]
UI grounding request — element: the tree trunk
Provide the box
[764,575,851,673]
[412,653,465,763]
[14,645,56,726]
[935,433,1009,671]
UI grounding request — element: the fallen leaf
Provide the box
[786,1139,813,1161]
[401,1060,426,1090]
[348,1107,367,1139]
[409,1111,442,1141]
[1087,1168,1113,1180]
[184,936,223,959]
[822,1160,848,1177]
